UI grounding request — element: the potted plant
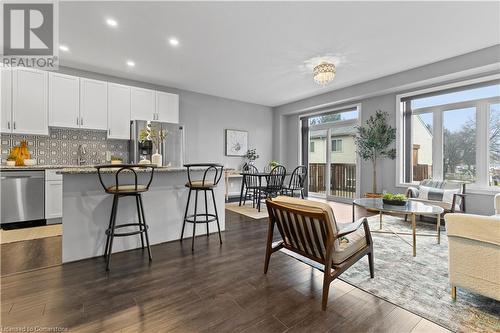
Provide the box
[139,123,168,167]
[110,156,123,165]
[355,110,396,197]
[269,160,280,169]
[244,149,259,166]
[382,193,408,206]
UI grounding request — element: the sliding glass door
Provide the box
[307,108,359,202]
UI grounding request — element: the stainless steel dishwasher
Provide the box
[1,170,45,226]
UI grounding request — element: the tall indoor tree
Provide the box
[355,110,396,194]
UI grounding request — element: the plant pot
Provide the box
[6,160,15,166]
[111,160,122,165]
[152,151,162,167]
[382,199,407,206]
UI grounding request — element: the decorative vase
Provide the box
[152,150,162,167]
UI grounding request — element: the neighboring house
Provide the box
[412,115,433,165]
[309,125,356,164]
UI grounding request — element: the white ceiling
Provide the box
[59,1,500,107]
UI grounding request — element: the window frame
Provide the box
[396,74,500,193]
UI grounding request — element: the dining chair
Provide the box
[282,165,308,199]
[242,164,259,208]
[256,165,286,211]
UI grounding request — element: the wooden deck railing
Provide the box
[308,163,356,198]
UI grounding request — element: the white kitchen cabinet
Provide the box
[131,87,155,120]
[1,68,12,133]
[12,68,48,135]
[45,170,63,220]
[156,91,179,123]
[107,83,131,140]
[80,78,107,130]
[48,72,80,128]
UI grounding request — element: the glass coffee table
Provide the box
[352,198,444,257]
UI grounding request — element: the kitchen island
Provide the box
[58,166,225,263]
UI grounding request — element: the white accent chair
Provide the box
[445,195,500,301]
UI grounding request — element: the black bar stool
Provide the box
[96,164,156,271]
[180,163,224,251]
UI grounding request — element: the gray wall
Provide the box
[273,45,500,215]
[57,66,273,171]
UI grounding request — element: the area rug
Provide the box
[281,215,499,333]
[225,202,269,219]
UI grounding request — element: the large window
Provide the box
[400,81,500,190]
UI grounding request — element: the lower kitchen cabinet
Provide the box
[45,170,63,220]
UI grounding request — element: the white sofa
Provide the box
[445,193,500,301]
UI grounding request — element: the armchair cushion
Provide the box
[417,186,462,207]
[445,213,500,246]
[271,196,338,235]
[332,221,367,264]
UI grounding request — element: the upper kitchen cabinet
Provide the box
[80,78,108,130]
[156,91,179,124]
[107,83,131,140]
[48,72,80,129]
[131,87,155,121]
[156,91,179,123]
[1,68,12,133]
[12,68,48,135]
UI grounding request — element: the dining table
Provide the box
[238,171,289,212]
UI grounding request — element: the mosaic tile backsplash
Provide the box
[1,128,128,165]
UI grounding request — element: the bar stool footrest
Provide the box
[185,214,217,224]
[106,223,149,237]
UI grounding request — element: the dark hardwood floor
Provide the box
[1,208,448,332]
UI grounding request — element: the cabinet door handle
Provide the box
[108,129,111,135]
[80,117,83,126]
[77,117,79,125]
[7,121,10,129]
[13,121,16,130]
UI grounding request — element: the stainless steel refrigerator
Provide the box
[129,120,185,167]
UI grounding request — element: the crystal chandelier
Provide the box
[313,62,336,85]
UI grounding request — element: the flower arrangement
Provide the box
[244,149,259,162]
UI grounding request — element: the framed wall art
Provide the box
[225,129,248,156]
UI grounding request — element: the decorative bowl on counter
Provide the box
[23,159,37,166]
[382,193,408,206]
[6,160,16,166]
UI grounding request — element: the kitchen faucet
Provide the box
[77,144,87,165]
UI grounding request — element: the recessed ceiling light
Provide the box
[59,45,69,52]
[106,18,118,27]
[126,60,135,67]
[168,38,179,47]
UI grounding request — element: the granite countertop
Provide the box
[0,164,224,174]
[56,166,215,175]
[0,165,84,171]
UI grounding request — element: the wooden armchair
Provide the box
[264,196,374,310]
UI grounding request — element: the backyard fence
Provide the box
[413,164,431,181]
[309,163,356,198]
